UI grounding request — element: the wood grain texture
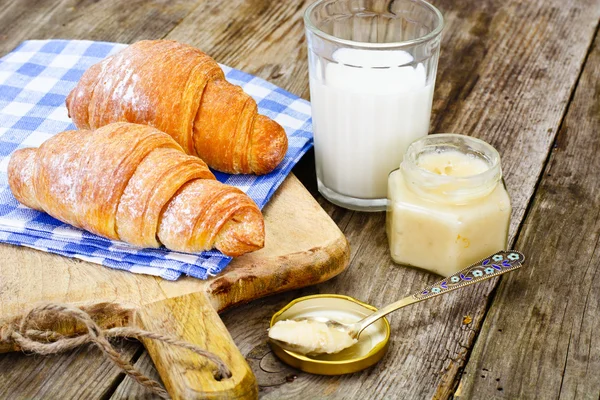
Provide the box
[0,0,200,55]
[432,0,600,246]
[162,0,599,398]
[0,0,599,398]
[110,350,163,400]
[164,0,312,98]
[0,0,64,54]
[0,339,140,400]
[455,28,600,400]
[137,292,258,399]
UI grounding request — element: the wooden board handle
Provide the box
[136,292,257,399]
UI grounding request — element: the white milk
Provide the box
[310,49,434,201]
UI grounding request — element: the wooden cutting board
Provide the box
[0,173,350,399]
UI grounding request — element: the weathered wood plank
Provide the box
[155,0,600,398]
[164,0,311,98]
[0,0,202,55]
[455,27,600,400]
[0,0,64,55]
[110,350,163,400]
[114,0,600,398]
[0,340,139,399]
[433,0,600,245]
[1,0,599,399]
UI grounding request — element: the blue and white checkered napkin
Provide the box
[0,40,313,280]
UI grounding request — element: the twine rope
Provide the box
[0,303,232,399]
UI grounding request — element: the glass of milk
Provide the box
[304,0,444,211]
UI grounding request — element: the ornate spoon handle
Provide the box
[355,250,525,336]
[412,250,525,300]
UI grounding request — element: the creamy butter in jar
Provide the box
[386,134,511,276]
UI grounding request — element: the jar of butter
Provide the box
[386,134,511,276]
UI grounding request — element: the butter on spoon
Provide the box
[269,250,525,357]
[268,318,357,356]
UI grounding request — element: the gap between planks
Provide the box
[454,17,600,399]
[448,15,600,397]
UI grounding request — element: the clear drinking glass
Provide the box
[304,0,444,211]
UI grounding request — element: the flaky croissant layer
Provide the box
[8,122,265,256]
[66,40,288,175]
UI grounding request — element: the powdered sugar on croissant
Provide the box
[8,122,265,256]
[66,40,288,175]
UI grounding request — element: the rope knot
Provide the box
[0,323,15,343]
[0,303,232,399]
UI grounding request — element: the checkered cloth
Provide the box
[0,40,313,280]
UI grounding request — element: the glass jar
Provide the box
[386,134,511,276]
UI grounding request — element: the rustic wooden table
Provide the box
[1,0,599,398]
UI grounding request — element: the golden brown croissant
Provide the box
[66,40,288,175]
[8,122,265,256]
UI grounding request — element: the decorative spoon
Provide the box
[269,250,525,356]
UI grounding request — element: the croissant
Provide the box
[65,40,288,175]
[8,122,265,256]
